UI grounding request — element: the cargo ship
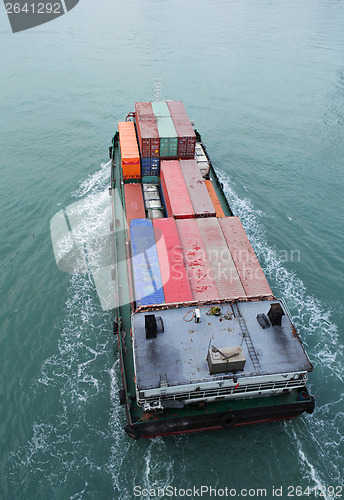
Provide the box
[108,100,315,439]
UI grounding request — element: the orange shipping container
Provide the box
[204,180,225,218]
[118,122,141,179]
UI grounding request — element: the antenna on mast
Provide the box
[153,78,163,101]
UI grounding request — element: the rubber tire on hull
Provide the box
[221,412,237,428]
[119,389,126,405]
[113,321,118,335]
[306,396,315,414]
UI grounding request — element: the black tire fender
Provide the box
[306,395,315,414]
[119,389,126,405]
[221,412,237,428]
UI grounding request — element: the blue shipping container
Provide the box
[141,157,160,176]
[142,165,151,176]
[130,219,165,307]
[151,167,160,176]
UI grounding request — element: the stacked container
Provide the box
[124,184,146,229]
[219,217,273,299]
[151,101,178,158]
[153,218,193,304]
[179,159,216,218]
[118,121,141,180]
[134,102,160,158]
[130,219,165,307]
[141,157,160,177]
[134,101,197,174]
[160,160,195,219]
[176,219,219,302]
[167,101,196,158]
[197,218,246,300]
[135,102,160,177]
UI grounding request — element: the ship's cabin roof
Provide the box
[131,299,313,394]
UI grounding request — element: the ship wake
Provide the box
[219,170,344,493]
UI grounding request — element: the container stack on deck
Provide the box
[130,219,165,308]
[219,217,273,298]
[152,218,193,303]
[167,101,196,158]
[129,215,273,309]
[134,102,160,178]
[124,184,146,228]
[179,159,215,218]
[118,122,141,180]
[133,100,197,178]
[160,160,195,219]
[151,101,178,158]
[121,101,273,308]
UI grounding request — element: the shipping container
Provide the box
[179,160,216,218]
[219,217,273,299]
[130,219,165,307]
[197,218,246,300]
[141,157,160,176]
[155,116,178,157]
[153,218,193,304]
[176,219,219,302]
[167,101,196,158]
[204,180,225,217]
[141,164,151,177]
[142,175,160,184]
[118,122,141,179]
[135,102,160,158]
[160,160,195,219]
[151,101,171,118]
[124,184,146,229]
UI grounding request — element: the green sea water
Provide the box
[1,0,343,498]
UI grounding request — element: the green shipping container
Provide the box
[155,116,178,157]
[151,101,171,118]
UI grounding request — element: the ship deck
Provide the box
[132,299,312,394]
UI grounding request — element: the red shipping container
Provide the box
[153,218,193,304]
[160,160,195,219]
[135,102,160,158]
[179,160,216,218]
[124,184,146,228]
[167,101,196,158]
[197,218,246,300]
[176,219,219,302]
[219,217,274,299]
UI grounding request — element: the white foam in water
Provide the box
[7,270,114,489]
[108,359,175,500]
[7,163,116,495]
[72,161,112,199]
[219,170,344,489]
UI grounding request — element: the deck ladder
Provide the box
[232,303,261,372]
